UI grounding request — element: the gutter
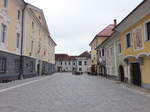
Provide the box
[19,3,27,80]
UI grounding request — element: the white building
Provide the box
[55,51,91,73]
[55,54,75,72]
[75,57,90,73]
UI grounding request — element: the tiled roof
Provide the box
[69,56,77,60]
[96,24,115,37]
[55,51,91,61]
[55,54,69,61]
[79,51,91,59]
[55,54,77,61]
[89,20,116,46]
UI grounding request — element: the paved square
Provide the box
[0,73,150,112]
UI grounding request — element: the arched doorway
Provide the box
[118,65,125,82]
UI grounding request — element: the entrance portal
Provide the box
[58,67,62,72]
[37,64,40,76]
[119,65,125,82]
[131,63,142,87]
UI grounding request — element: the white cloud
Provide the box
[25,0,143,55]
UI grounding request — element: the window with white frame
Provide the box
[17,10,21,20]
[1,24,7,43]
[3,0,8,8]
[102,48,105,56]
[118,43,122,54]
[79,68,82,72]
[99,50,102,57]
[78,61,82,66]
[126,33,131,48]
[84,61,87,65]
[146,21,150,41]
[16,33,20,48]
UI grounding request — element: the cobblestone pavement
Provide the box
[0,73,150,112]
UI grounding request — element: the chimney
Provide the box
[114,19,117,26]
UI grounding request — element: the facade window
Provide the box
[60,62,62,65]
[17,10,21,20]
[73,63,75,65]
[30,61,34,72]
[92,60,94,63]
[15,59,20,73]
[32,21,34,29]
[146,21,150,40]
[65,62,67,65]
[102,49,105,56]
[78,61,82,66]
[1,24,7,43]
[68,62,71,65]
[4,0,8,8]
[31,40,34,52]
[39,16,41,20]
[79,68,82,72]
[126,33,131,48]
[16,33,20,48]
[84,61,87,65]
[99,50,102,57]
[118,43,122,53]
[0,57,6,73]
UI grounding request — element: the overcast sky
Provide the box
[25,0,142,55]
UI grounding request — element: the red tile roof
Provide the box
[55,54,69,61]
[55,54,77,61]
[79,51,91,59]
[69,56,77,60]
[96,24,115,37]
[55,51,91,61]
[89,20,116,46]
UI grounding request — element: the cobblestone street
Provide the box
[0,73,150,112]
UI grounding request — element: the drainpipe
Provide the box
[19,3,26,80]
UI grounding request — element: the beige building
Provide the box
[0,0,56,81]
[0,0,25,55]
[89,20,116,74]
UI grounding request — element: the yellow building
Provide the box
[0,0,26,81]
[114,0,150,88]
[23,4,56,77]
[89,20,116,74]
[0,0,56,81]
